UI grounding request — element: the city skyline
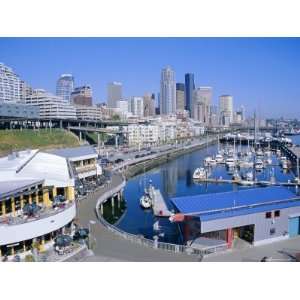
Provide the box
[1,37,300,118]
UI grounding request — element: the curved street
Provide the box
[76,173,198,262]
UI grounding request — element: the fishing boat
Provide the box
[193,167,207,180]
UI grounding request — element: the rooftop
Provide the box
[50,145,97,160]
[0,179,44,199]
[171,187,300,221]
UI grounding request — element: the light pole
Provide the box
[88,220,96,250]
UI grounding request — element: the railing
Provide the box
[94,177,227,258]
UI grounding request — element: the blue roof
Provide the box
[170,187,300,221]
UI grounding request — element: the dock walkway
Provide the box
[150,187,172,217]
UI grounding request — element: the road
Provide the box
[76,173,198,262]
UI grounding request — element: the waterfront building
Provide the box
[0,62,21,102]
[127,124,159,146]
[219,95,233,126]
[143,93,156,117]
[71,85,92,106]
[0,101,39,119]
[25,89,76,119]
[75,105,103,121]
[107,82,122,108]
[0,149,76,258]
[51,146,102,180]
[184,73,195,115]
[160,66,176,115]
[130,96,144,118]
[171,186,300,247]
[176,83,185,111]
[210,105,219,127]
[56,74,74,103]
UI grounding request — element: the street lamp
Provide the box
[88,220,96,250]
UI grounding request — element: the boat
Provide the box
[238,179,255,186]
[225,157,236,168]
[265,157,272,165]
[215,153,224,163]
[232,169,241,181]
[193,167,207,180]
[280,157,288,169]
[238,159,254,168]
[204,156,216,167]
[255,159,264,170]
[139,190,152,209]
[256,148,264,157]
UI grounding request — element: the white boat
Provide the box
[238,179,255,186]
[265,157,272,165]
[193,167,207,180]
[280,157,288,169]
[232,169,241,181]
[204,156,216,167]
[255,159,264,170]
[139,191,152,209]
[238,159,254,168]
[256,149,264,157]
[215,153,224,163]
[226,157,236,168]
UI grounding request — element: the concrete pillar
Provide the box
[66,186,75,202]
[35,191,39,204]
[29,194,32,204]
[79,131,82,141]
[20,195,24,209]
[97,133,100,149]
[1,201,6,216]
[111,197,114,208]
[43,189,50,207]
[11,197,16,217]
[115,135,118,148]
[52,187,57,199]
[100,204,103,215]
[227,228,233,248]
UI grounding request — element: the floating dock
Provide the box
[149,187,172,217]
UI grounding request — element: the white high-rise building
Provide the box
[219,95,233,126]
[0,62,21,102]
[130,96,144,118]
[107,82,122,108]
[56,74,74,102]
[25,89,76,119]
[160,66,176,115]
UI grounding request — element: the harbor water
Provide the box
[116,139,300,244]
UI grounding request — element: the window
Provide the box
[265,212,272,219]
[274,210,280,217]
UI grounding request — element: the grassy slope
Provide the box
[0,129,80,156]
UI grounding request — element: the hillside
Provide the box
[0,129,80,157]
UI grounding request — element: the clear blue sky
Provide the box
[1,37,300,118]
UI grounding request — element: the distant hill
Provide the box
[0,129,80,157]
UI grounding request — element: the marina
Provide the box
[116,134,300,248]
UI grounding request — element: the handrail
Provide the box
[94,175,227,257]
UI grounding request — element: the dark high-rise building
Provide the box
[184,73,195,114]
[176,83,185,111]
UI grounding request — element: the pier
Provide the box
[150,187,172,217]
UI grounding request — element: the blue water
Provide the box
[117,143,297,243]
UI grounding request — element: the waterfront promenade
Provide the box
[76,173,198,262]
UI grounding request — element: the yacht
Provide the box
[215,153,224,163]
[255,159,264,170]
[204,157,214,167]
[140,190,152,209]
[239,171,254,186]
[193,167,207,180]
[238,159,254,169]
[256,148,264,157]
[225,157,236,168]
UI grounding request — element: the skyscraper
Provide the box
[71,85,93,106]
[143,93,156,117]
[192,87,212,124]
[0,62,21,102]
[176,83,185,111]
[107,82,122,108]
[56,74,74,102]
[160,66,176,115]
[184,73,195,114]
[130,96,144,118]
[219,95,233,126]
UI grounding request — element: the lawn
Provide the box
[0,129,80,156]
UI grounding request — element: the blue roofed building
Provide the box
[170,186,300,247]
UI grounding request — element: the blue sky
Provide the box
[1,37,300,118]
